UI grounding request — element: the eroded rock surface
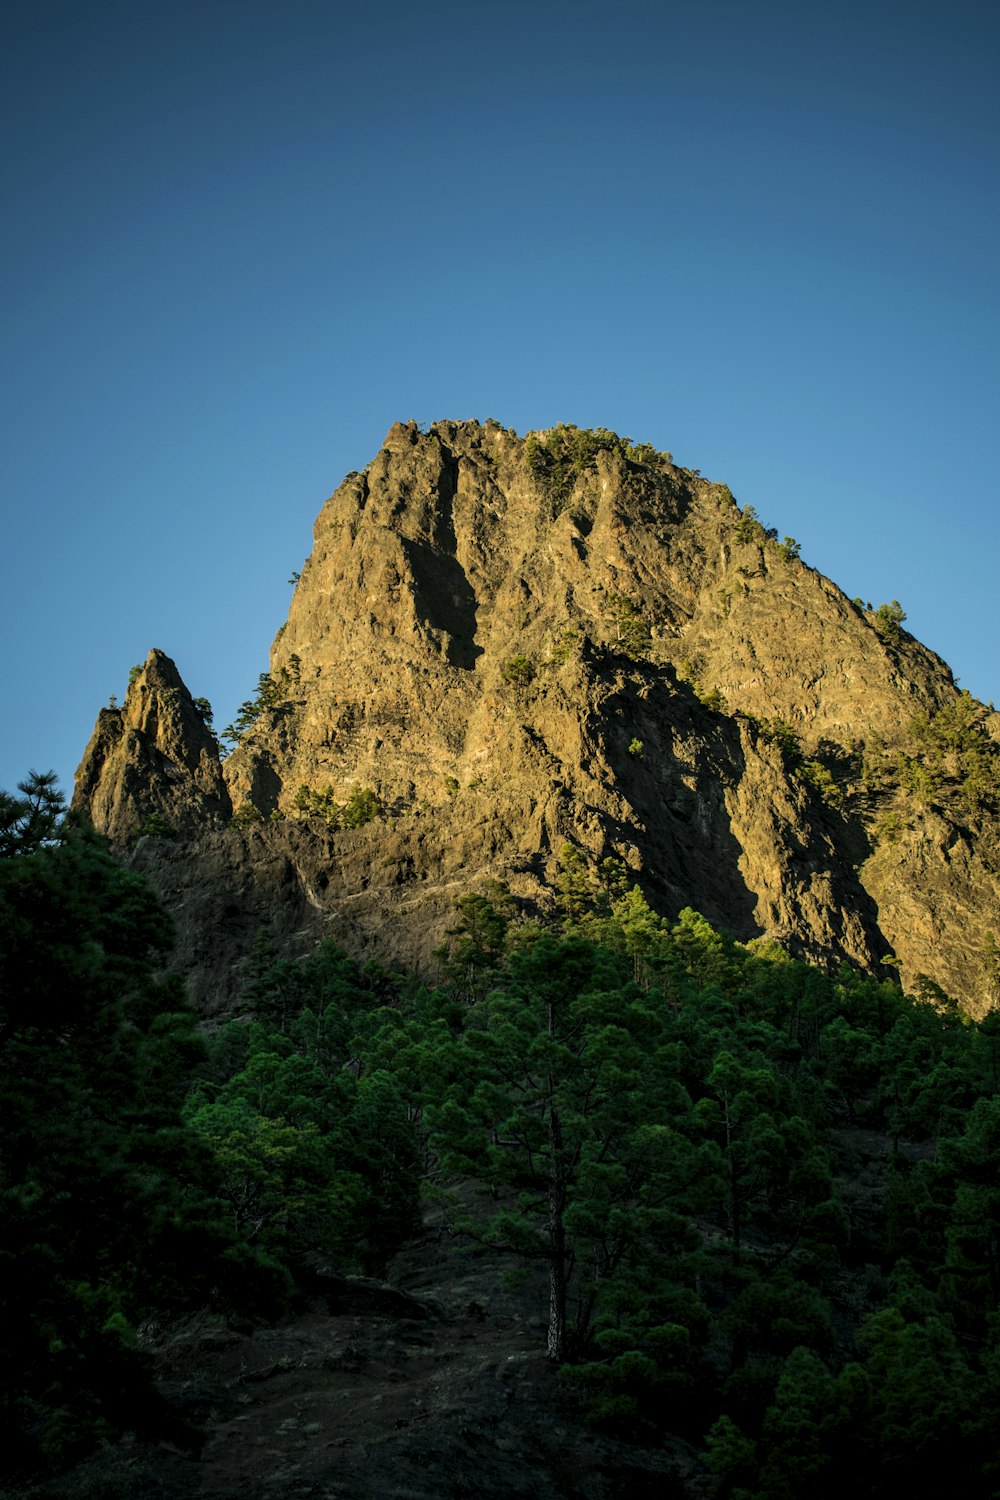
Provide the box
[73,649,231,845]
[73,421,1000,1013]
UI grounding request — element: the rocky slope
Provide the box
[61,1218,695,1500]
[73,420,1000,1013]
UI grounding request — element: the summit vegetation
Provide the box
[524,424,669,509]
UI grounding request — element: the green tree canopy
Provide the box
[0,807,286,1471]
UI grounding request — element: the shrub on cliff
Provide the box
[874,600,907,645]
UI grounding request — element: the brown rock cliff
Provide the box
[73,422,1000,1014]
[73,649,231,844]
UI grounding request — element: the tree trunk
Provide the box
[547,1102,567,1362]
[723,1089,742,1255]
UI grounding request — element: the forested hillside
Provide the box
[5,775,1000,1498]
[13,419,1000,1497]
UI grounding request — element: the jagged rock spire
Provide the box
[73,649,231,844]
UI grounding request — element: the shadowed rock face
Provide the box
[73,421,1000,1014]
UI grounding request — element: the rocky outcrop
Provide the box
[72,649,231,844]
[73,422,1000,1014]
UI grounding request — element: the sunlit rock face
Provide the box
[73,421,1000,1014]
[73,648,230,845]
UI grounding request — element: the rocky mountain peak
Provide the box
[72,423,1000,1014]
[72,647,230,844]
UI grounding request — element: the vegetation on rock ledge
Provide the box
[525,424,668,509]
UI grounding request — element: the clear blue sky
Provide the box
[2,0,997,798]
